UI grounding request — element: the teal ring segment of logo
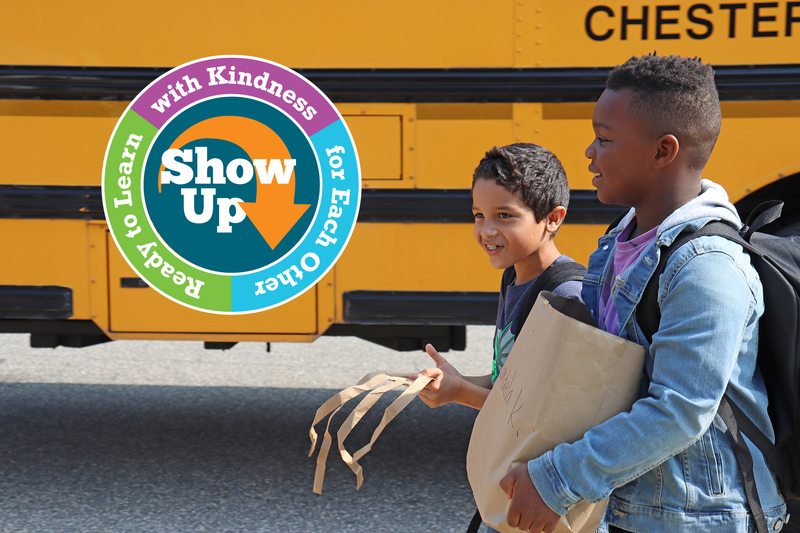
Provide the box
[102,55,360,314]
[231,119,359,312]
[142,96,319,275]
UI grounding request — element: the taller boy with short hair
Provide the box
[501,54,787,533]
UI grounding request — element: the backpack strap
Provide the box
[636,216,782,533]
[719,396,770,533]
[742,200,783,240]
[500,266,516,298]
[465,509,482,533]
[515,260,587,326]
[533,260,588,294]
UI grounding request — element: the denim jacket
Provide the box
[528,181,787,533]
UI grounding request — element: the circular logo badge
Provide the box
[102,55,361,314]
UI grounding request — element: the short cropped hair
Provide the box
[606,54,721,170]
[472,143,569,223]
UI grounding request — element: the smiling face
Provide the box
[585,88,659,208]
[472,178,556,284]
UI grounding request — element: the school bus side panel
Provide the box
[1,0,799,347]
[1,1,515,69]
[0,219,93,319]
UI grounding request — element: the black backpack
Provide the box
[625,200,800,533]
[499,259,587,322]
[466,258,586,533]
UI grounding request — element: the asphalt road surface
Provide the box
[0,328,495,533]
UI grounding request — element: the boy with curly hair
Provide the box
[412,142,582,410]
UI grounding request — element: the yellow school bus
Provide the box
[1,1,799,351]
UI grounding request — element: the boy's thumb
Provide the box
[499,471,516,499]
[425,343,447,365]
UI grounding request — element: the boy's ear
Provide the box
[653,134,679,169]
[546,206,567,232]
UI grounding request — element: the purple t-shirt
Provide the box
[599,219,659,335]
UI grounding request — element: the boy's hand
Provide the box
[408,344,464,408]
[423,343,463,379]
[500,463,560,533]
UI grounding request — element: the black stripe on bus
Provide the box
[342,290,499,326]
[1,65,799,102]
[0,185,623,225]
[0,285,72,320]
[0,185,104,219]
[356,189,625,224]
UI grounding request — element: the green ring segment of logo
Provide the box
[101,55,361,314]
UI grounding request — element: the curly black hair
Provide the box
[472,143,569,224]
[606,53,721,170]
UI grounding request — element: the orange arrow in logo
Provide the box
[162,115,311,249]
[242,157,311,249]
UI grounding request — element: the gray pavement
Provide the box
[0,329,495,533]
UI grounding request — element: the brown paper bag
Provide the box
[308,371,432,494]
[467,292,645,533]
